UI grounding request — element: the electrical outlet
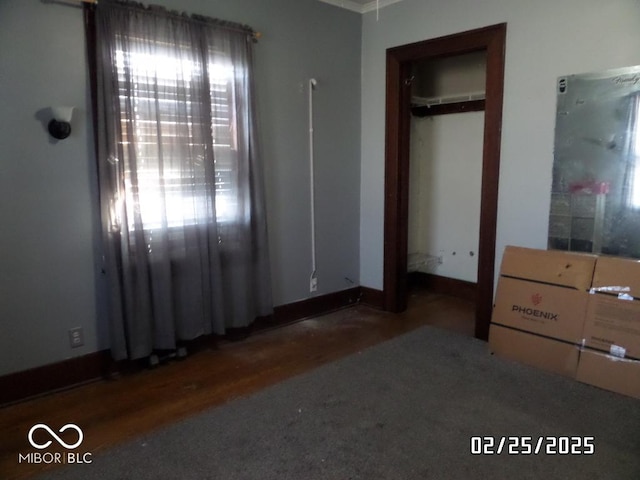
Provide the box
[69,327,84,348]
[310,276,318,292]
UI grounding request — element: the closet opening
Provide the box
[407,51,486,331]
[382,23,506,340]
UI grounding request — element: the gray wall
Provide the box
[360,0,640,290]
[0,0,361,376]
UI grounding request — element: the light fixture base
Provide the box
[48,119,71,140]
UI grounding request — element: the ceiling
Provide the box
[317,0,405,14]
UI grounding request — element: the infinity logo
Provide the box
[28,424,84,450]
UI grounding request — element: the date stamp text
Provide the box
[470,436,595,455]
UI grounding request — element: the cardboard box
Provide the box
[498,245,596,291]
[490,324,580,378]
[576,255,640,398]
[489,247,640,397]
[582,294,640,360]
[576,350,640,399]
[492,276,588,344]
[583,255,640,359]
[489,246,596,377]
[591,255,640,298]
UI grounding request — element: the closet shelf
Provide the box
[411,91,486,117]
[411,91,485,107]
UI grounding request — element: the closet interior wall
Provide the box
[407,52,488,285]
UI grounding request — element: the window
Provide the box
[114,43,238,230]
[90,2,273,360]
[631,97,640,208]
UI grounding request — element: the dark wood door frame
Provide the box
[383,23,506,340]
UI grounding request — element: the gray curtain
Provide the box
[89,0,272,360]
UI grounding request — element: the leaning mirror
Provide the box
[548,65,640,258]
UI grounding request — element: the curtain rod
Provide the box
[42,0,98,7]
[55,0,98,4]
[45,0,262,40]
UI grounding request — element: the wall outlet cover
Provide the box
[69,327,84,348]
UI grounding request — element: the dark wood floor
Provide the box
[0,288,475,480]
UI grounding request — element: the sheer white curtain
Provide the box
[88,0,272,360]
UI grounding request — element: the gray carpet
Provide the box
[41,325,640,479]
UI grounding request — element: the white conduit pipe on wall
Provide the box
[309,78,318,293]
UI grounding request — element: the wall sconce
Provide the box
[48,106,74,140]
